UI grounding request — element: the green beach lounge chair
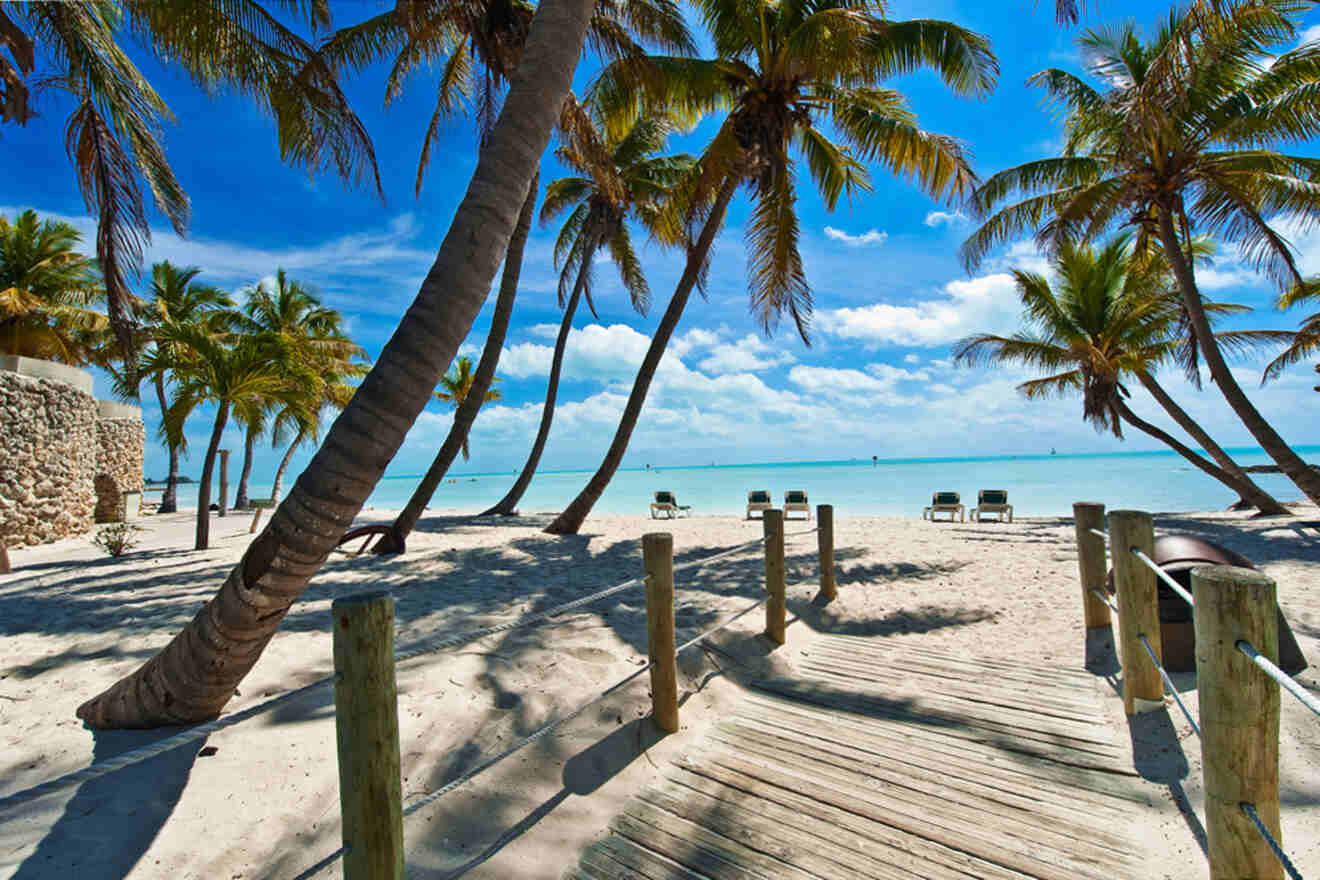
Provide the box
[784,490,811,520]
[971,489,1013,523]
[746,490,772,519]
[922,491,964,522]
[650,491,691,519]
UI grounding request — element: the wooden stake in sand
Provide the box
[1073,502,1111,629]
[0,543,9,574]
[764,508,786,645]
[1107,509,1163,714]
[217,449,230,517]
[332,591,404,880]
[643,532,679,733]
[249,507,264,534]
[1193,565,1282,880]
[816,504,836,602]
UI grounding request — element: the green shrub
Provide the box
[92,522,145,557]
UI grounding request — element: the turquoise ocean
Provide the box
[239,445,1320,519]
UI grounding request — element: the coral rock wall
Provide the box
[0,362,144,547]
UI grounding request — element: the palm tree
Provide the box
[0,209,105,364]
[320,0,696,553]
[135,261,234,514]
[961,2,1320,505]
[543,0,998,534]
[157,325,309,550]
[76,0,596,729]
[267,362,361,507]
[230,270,364,510]
[1264,285,1320,390]
[434,356,503,461]
[953,236,1289,514]
[481,97,692,517]
[4,1,380,383]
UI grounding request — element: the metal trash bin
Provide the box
[1109,535,1308,674]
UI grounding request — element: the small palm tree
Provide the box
[1264,286,1320,389]
[954,236,1289,514]
[134,261,234,514]
[0,210,105,363]
[961,1,1320,504]
[482,96,692,517]
[267,362,363,507]
[544,0,997,534]
[433,356,502,461]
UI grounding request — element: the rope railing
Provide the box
[1088,527,1108,542]
[1241,802,1306,880]
[1136,633,1200,738]
[1131,547,1196,607]
[1237,639,1320,720]
[0,528,810,819]
[1090,587,1118,613]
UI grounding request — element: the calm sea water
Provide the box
[238,446,1319,519]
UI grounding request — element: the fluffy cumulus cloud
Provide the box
[813,272,1023,347]
[923,210,968,228]
[698,334,796,374]
[824,226,888,247]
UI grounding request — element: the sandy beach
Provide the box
[0,504,1317,879]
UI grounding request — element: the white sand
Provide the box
[0,503,1317,879]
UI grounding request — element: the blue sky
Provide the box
[3,0,1318,484]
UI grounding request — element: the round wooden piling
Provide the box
[217,449,230,517]
[643,533,679,733]
[0,543,9,574]
[332,591,404,880]
[249,506,264,534]
[1073,502,1111,629]
[764,509,786,645]
[1192,565,1282,880]
[816,504,836,602]
[1107,510,1163,714]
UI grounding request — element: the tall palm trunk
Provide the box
[269,431,302,506]
[155,373,179,514]
[195,401,231,551]
[545,177,739,535]
[1111,398,1267,507]
[482,232,595,517]
[233,426,256,510]
[375,169,539,554]
[75,0,595,729]
[1156,210,1320,505]
[1135,370,1288,515]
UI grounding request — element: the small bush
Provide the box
[93,522,145,557]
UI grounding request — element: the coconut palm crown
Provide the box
[592,0,997,343]
[959,0,1320,504]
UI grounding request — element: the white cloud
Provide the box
[903,354,921,365]
[698,334,796,374]
[669,327,723,358]
[814,272,1023,347]
[824,226,888,247]
[923,211,968,228]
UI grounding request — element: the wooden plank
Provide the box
[585,834,708,880]
[702,728,1135,865]
[808,637,1100,687]
[671,753,1115,880]
[611,808,794,879]
[662,767,1031,880]
[713,718,1134,845]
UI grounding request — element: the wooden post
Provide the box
[332,591,404,880]
[217,449,230,517]
[0,543,9,574]
[643,533,678,733]
[764,508,786,645]
[1073,502,1111,629]
[1193,565,1282,880]
[1107,509,1163,714]
[249,506,264,534]
[816,504,836,601]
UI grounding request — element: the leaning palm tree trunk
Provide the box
[1135,370,1288,515]
[1111,399,1268,507]
[268,431,303,507]
[195,402,231,551]
[1156,212,1320,505]
[155,374,180,514]
[375,171,539,553]
[75,0,595,729]
[233,426,257,510]
[545,178,739,535]
[482,233,595,517]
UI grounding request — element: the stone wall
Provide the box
[0,358,145,546]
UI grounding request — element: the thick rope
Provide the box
[1089,587,1118,613]
[1240,802,1305,880]
[1237,640,1320,721]
[1130,548,1195,607]
[1137,633,1200,738]
[1087,527,1108,542]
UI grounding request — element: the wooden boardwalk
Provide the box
[567,634,1151,879]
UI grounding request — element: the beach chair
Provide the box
[784,490,811,520]
[922,491,964,522]
[971,489,1013,523]
[746,490,773,520]
[650,491,691,519]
